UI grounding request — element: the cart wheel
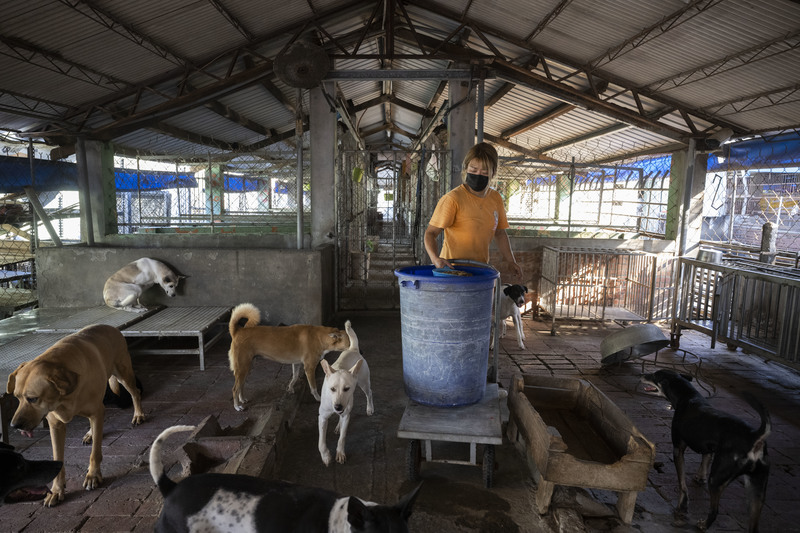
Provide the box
[407,440,421,482]
[482,445,495,488]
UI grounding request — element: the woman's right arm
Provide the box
[424,225,451,269]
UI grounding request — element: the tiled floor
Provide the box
[1,308,799,532]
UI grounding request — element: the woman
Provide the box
[424,142,523,279]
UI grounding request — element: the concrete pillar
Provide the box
[447,69,476,191]
[760,221,777,264]
[665,143,707,256]
[310,81,337,249]
[206,165,224,217]
[81,140,116,242]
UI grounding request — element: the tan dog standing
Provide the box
[6,324,146,506]
[227,303,350,411]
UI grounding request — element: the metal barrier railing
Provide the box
[539,247,674,335]
[672,257,800,366]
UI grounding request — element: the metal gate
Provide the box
[336,149,450,310]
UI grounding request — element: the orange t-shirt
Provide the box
[428,185,509,263]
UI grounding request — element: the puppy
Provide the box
[103,257,185,313]
[227,303,350,411]
[640,369,770,532]
[150,425,420,532]
[6,324,146,506]
[499,284,528,350]
[0,442,62,504]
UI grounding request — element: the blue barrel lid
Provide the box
[394,264,499,283]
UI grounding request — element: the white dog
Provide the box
[318,320,373,465]
[103,258,185,313]
[499,284,528,350]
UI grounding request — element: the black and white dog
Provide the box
[640,369,770,532]
[498,284,528,350]
[0,442,62,504]
[150,425,420,532]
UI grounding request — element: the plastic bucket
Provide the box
[394,264,499,407]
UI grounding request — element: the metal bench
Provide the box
[120,306,231,371]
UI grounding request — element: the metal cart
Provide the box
[398,383,503,488]
[396,260,505,488]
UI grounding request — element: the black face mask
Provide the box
[465,172,489,192]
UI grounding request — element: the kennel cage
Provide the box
[673,256,800,366]
[539,247,674,335]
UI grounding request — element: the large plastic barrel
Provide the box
[394,264,499,407]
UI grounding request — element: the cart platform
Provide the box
[398,383,503,487]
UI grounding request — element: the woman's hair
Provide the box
[462,142,498,179]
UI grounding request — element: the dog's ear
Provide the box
[503,286,512,296]
[346,497,370,530]
[397,482,422,520]
[48,368,80,397]
[178,275,188,280]
[6,361,27,394]
[349,359,363,375]
[523,285,528,293]
[321,359,334,377]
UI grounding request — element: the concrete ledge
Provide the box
[36,245,336,325]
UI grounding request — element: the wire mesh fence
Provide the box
[701,133,800,265]
[114,146,310,235]
[495,155,672,237]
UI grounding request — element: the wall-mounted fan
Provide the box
[274,40,330,89]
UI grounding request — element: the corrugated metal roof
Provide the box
[0,0,798,163]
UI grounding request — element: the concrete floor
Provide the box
[1,308,799,532]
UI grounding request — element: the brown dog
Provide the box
[6,324,145,506]
[227,303,350,411]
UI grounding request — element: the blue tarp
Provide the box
[0,156,264,193]
[708,132,800,171]
[115,170,197,191]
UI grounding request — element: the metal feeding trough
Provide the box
[600,324,670,366]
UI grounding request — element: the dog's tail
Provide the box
[344,319,359,352]
[229,303,261,339]
[149,425,196,497]
[742,391,771,462]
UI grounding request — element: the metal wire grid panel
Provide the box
[674,257,800,366]
[115,147,311,234]
[496,157,670,236]
[336,149,449,310]
[703,139,800,266]
[539,247,674,334]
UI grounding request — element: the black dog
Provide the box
[103,376,144,408]
[0,442,62,504]
[640,369,770,532]
[150,425,420,532]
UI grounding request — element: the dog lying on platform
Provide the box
[150,425,420,532]
[318,320,373,466]
[6,324,146,506]
[227,303,350,411]
[640,369,770,532]
[103,257,185,313]
[0,442,62,504]
[498,284,528,350]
